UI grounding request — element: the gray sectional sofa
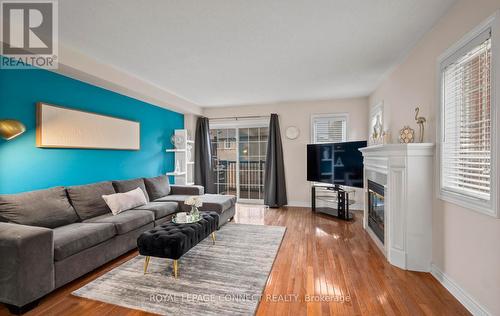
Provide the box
[0,175,236,314]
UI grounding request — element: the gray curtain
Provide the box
[194,117,216,193]
[264,113,287,207]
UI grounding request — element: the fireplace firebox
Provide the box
[368,180,385,244]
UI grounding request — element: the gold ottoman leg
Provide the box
[173,259,179,279]
[144,256,150,274]
[211,232,216,245]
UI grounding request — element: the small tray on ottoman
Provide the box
[171,213,202,224]
[137,211,219,278]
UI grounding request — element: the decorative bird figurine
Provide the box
[415,107,426,143]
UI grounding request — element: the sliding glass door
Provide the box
[210,128,238,196]
[238,127,267,200]
[210,124,268,202]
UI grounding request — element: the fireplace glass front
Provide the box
[368,180,385,244]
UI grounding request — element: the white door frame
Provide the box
[210,119,268,203]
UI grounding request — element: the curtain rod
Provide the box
[208,115,270,120]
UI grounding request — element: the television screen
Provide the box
[307,140,367,188]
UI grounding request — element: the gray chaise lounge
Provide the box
[0,175,235,314]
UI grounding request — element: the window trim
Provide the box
[436,11,500,218]
[310,113,349,144]
[209,117,270,129]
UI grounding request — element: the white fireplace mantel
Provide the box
[359,143,434,272]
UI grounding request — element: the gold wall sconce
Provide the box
[0,119,26,140]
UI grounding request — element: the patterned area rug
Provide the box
[72,223,286,315]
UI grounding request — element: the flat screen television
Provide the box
[307,140,367,188]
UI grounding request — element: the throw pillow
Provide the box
[102,187,147,215]
[67,181,116,220]
[143,175,171,200]
[112,178,150,202]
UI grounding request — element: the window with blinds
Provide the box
[440,28,492,203]
[311,114,347,143]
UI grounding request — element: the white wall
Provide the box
[203,97,368,207]
[369,0,500,314]
[58,45,202,115]
[183,114,198,141]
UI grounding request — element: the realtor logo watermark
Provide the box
[1,0,58,69]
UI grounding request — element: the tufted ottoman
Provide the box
[137,212,219,278]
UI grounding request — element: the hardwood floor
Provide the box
[0,205,469,316]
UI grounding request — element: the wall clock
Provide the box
[285,126,300,140]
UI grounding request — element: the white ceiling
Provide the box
[60,0,456,107]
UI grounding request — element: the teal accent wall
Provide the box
[0,67,183,194]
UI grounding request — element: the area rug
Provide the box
[72,223,286,315]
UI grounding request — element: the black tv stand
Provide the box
[311,184,354,220]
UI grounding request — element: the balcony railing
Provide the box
[213,160,265,196]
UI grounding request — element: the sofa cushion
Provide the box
[154,194,188,205]
[67,182,116,220]
[143,175,170,200]
[53,223,116,261]
[170,185,204,196]
[113,178,150,202]
[0,187,79,228]
[84,209,154,235]
[134,201,178,220]
[155,194,236,214]
[198,194,236,213]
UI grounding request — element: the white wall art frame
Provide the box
[36,102,140,150]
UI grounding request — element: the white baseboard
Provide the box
[430,264,490,316]
[236,200,311,208]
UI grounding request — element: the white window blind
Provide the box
[440,29,492,202]
[312,115,347,143]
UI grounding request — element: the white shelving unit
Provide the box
[166,172,186,176]
[166,129,194,185]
